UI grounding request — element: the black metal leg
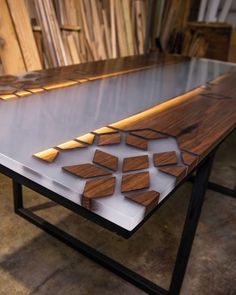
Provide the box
[12,180,23,212]
[10,154,215,295]
[169,154,215,295]
[188,176,236,198]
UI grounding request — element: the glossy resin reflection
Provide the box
[0,54,235,231]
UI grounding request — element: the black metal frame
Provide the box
[0,150,218,295]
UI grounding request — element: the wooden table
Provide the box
[0,53,235,295]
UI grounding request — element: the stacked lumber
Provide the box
[0,0,150,74]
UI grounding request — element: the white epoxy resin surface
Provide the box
[0,58,235,231]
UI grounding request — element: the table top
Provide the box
[0,53,235,234]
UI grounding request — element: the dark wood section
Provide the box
[57,140,86,150]
[111,72,236,160]
[82,176,116,209]
[83,177,116,198]
[76,133,95,145]
[33,148,59,163]
[98,133,121,146]
[62,163,111,178]
[125,134,148,150]
[159,166,187,184]
[181,151,199,171]
[121,172,150,193]
[93,150,118,171]
[122,155,149,172]
[153,151,177,167]
[130,129,167,140]
[126,191,160,215]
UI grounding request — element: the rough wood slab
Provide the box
[126,190,160,215]
[93,150,118,171]
[181,151,199,171]
[33,148,59,163]
[98,133,121,145]
[130,129,167,140]
[121,171,150,193]
[122,155,149,172]
[57,140,86,150]
[153,151,177,167]
[63,163,111,178]
[159,166,187,184]
[76,133,95,144]
[125,134,148,150]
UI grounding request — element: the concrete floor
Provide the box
[0,131,235,295]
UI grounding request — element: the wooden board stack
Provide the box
[0,0,150,74]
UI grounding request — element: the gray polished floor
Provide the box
[0,131,235,295]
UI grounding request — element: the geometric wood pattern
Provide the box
[57,140,86,150]
[62,163,111,178]
[130,129,167,140]
[125,134,148,150]
[93,149,118,171]
[82,176,116,209]
[122,155,149,172]
[159,166,187,184]
[125,190,160,215]
[33,148,59,163]
[181,151,198,171]
[121,171,150,193]
[98,133,121,146]
[153,151,177,167]
[76,133,95,144]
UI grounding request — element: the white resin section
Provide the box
[0,58,235,231]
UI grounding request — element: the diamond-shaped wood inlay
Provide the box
[93,150,118,171]
[159,166,187,184]
[122,155,149,172]
[82,176,116,209]
[63,163,111,178]
[181,151,198,171]
[121,171,149,193]
[76,133,95,144]
[130,129,167,140]
[125,134,148,150]
[126,190,160,215]
[98,133,121,146]
[57,140,86,150]
[153,151,177,167]
[33,148,59,163]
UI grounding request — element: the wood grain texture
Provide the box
[93,149,118,171]
[98,133,121,145]
[126,190,160,215]
[130,129,167,140]
[63,163,111,178]
[7,0,42,71]
[111,72,236,160]
[33,148,59,163]
[159,166,187,184]
[181,151,199,171]
[82,176,116,209]
[0,0,26,74]
[153,151,177,167]
[122,155,149,172]
[121,171,150,193]
[57,140,86,150]
[125,134,148,150]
